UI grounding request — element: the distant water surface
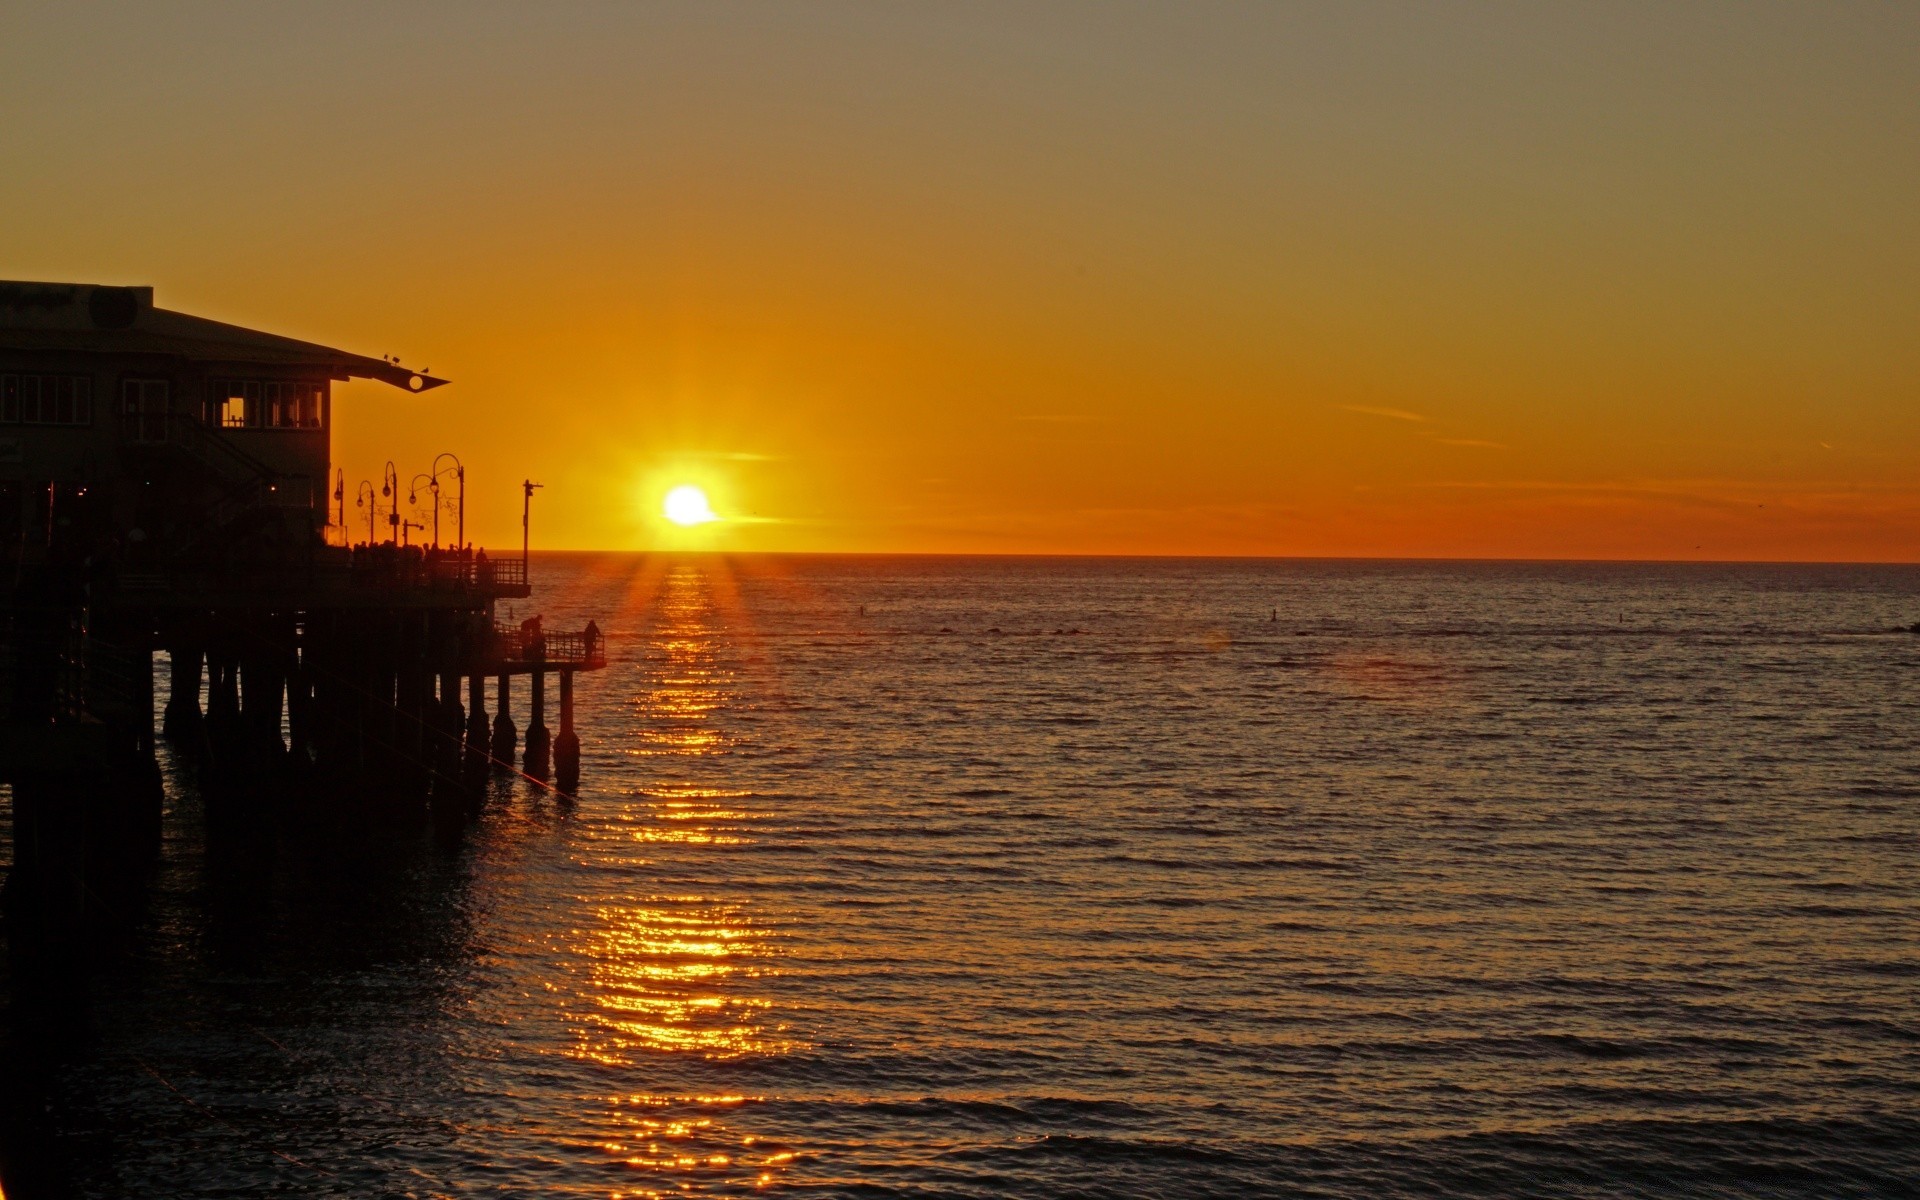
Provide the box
[4,556,1919,1197]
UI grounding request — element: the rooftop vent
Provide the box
[88,286,151,329]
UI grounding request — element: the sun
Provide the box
[663,484,718,526]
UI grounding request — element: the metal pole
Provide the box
[410,474,437,549]
[383,461,400,545]
[435,453,465,552]
[521,479,542,571]
[357,481,375,544]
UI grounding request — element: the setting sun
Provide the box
[663,485,719,527]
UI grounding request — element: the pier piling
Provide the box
[555,668,579,794]
[491,674,517,766]
[1,283,613,928]
[525,669,550,780]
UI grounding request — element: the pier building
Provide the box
[0,281,603,923]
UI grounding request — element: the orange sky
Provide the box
[5,3,1917,559]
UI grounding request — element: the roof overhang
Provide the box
[0,282,448,391]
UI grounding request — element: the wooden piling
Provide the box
[555,668,579,793]
[525,668,550,779]
[491,673,516,765]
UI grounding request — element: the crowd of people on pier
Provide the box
[345,541,517,589]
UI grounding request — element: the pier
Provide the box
[0,281,605,926]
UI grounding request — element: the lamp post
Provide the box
[433,453,465,551]
[333,467,345,533]
[521,479,542,571]
[381,461,400,544]
[356,481,376,545]
[409,473,438,548]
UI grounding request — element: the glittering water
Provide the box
[5,555,1920,1197]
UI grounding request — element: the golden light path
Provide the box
[571,565,787,1064]
[562,559,801,1195]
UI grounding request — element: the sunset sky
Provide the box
[5,3,1915,559]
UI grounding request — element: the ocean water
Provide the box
[4,555,1920,1198]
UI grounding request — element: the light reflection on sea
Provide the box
[3,555,1919,1197]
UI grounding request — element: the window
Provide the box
[208,379,325,429]
[1,374,94,426]
[122,379,170,443]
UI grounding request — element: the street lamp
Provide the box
[432,452,465,550]
[521,479,542,571]
[333,467,345,533]
[381,461,400,544]
[355,481,376,544]
[409,472,438,548]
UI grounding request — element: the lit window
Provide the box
[208,379,325,429]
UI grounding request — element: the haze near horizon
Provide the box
[4,2,1915,559]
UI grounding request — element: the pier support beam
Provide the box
[554,669,579,794]
[465,672,490,780]
[133,645,156,752]
[394,614,429,790]
[162,641,202,738]
[466,673,488,747]
[434,669,464,786]
[287,659,313,764]
[525,669,550,780]
[239,643,285,758]
[490,674,516,766]
[205,647,242,765]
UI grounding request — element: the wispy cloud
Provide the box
[1013,413,1101,423]
[1337,404,1427,423]
[1433,437,1507,450]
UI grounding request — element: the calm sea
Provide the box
[4,555,1919,1198]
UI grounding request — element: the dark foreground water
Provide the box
[4,556,1920,1198]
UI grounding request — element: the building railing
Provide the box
[484,558,527,588]
[425,556,527,588]
[88,547,531,601]
[490,623,606,668]
[344,546,529,593]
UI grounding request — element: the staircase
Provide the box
[147,412,309,556]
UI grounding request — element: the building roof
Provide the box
[0,281,447,391]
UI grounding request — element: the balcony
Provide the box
[488,621,606,672]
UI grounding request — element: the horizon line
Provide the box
[513,549,1920,568]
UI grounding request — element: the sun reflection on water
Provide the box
[565,562,799,1192]
[582,1094,804,1199]
[570,895,787,1061]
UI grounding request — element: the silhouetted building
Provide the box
[0,282,600,926]
[0,280,444,561]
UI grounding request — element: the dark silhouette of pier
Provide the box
[0,281,605,929]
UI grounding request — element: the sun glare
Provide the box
[664,485,719,526]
